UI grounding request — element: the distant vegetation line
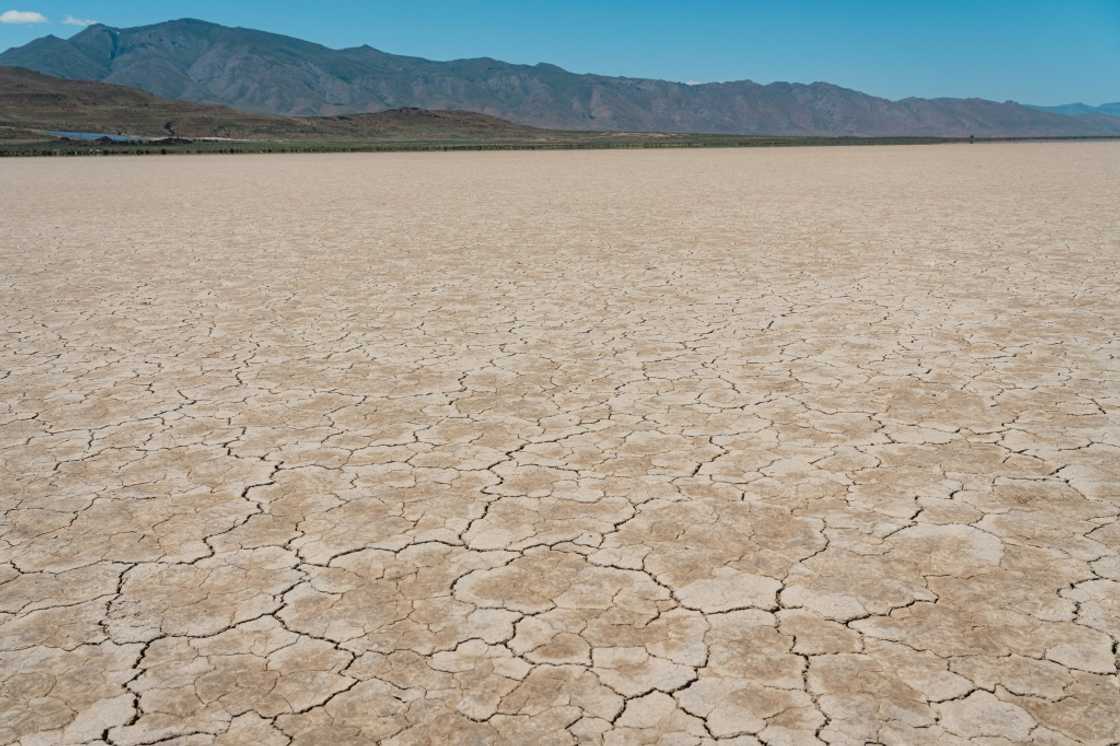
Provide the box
[4,135,1119,158]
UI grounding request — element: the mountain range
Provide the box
[6,66,831,152]
[0,65,653,145]
[2,18,1118,138]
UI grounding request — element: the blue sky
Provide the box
[1,1,1117,105]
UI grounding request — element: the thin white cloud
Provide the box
[63,14,97,26]
[0,9,48,23]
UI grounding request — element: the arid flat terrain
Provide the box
[2,143,1118,745]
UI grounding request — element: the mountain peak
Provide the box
[150,17,221,28]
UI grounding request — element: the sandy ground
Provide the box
[1,143,1119,745]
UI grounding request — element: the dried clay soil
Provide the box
[2,143,1119,745]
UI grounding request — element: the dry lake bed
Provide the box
[2,143,1119,745]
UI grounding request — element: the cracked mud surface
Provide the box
[1,143,1118,745]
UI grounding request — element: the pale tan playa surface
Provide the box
[2,143,1119,745]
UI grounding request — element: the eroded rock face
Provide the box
[2,144,1119,744]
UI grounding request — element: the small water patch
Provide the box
[48,130,145,143]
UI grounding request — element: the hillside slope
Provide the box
[0,65,290,137]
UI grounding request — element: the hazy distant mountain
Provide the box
[1029,102,1120,117]
[3,18,1119,137]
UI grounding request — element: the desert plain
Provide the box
[1,142,1119,745]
